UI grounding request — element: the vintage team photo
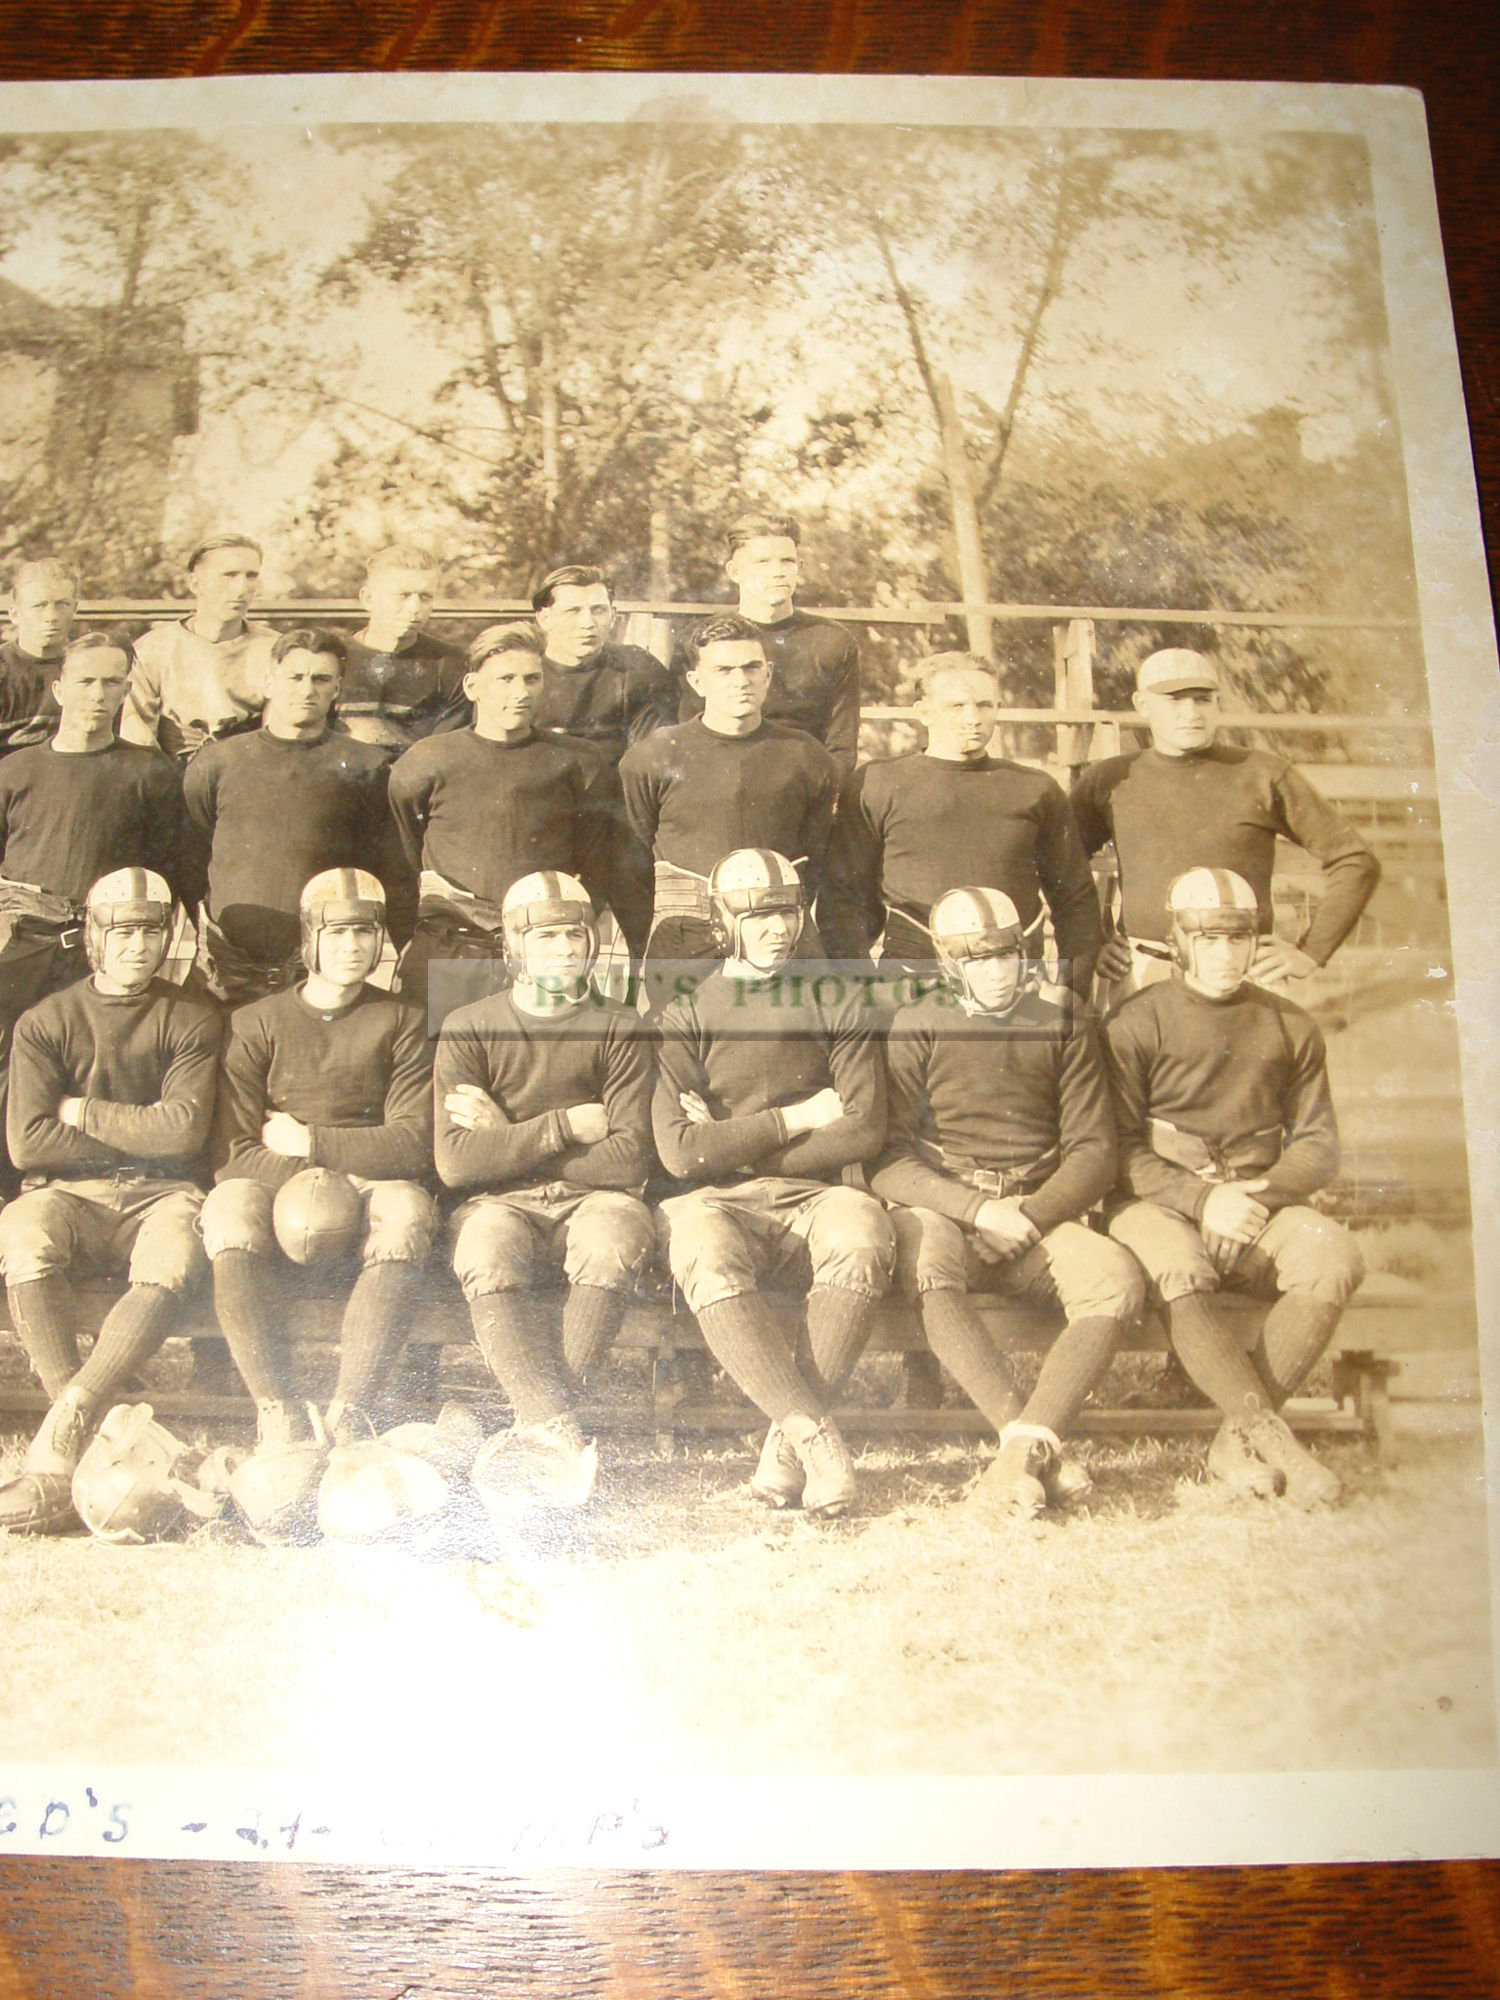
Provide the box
[0,89,1490,1813]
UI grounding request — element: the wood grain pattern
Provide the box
[0,3,1496,1992]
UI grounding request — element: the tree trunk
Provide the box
[539,326,560,530]
[934,371,992,661]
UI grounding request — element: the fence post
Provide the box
[1052,618,1095,782]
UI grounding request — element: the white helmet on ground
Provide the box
[929,885,1027,1013]
[708,849,807,961]
[299,867,385,977]
[1166,867,1260,978]
[85,868,173,975]
[501,870,598,980]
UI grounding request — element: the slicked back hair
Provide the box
[725,512,799,558]
[270,626,347,670]
[186,532,263,574]
[61,630,131,670]
[466,620,547,671]
[532,564,609,611]
[364,544,442,581]
[687,613,767,665]
[11,558,81,602]
[919,652,999,700]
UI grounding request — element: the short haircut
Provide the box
[531,563,608,612]
[364,544,442,581]
[270,626,347,669]
[687,613,767,664]
[187,532,263,574]
[919,652,999,699]
[61,631,131,670]
[725,512,799,558]
[466,621,546,671]
[11,557,80,601]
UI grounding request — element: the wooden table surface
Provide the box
[0,4,1495,1993]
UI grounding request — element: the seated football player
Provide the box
[199,869,438,1454]
[0,870,222,1534]
[0,557,77,755]
[1103,867,1364,1507]
[871,886,1143,1517]
[119,533,279,761]
[337,545,466,754]
[653,849,895,1517]
[434,871,656,1505]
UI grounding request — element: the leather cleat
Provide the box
[0,1469,79,1535]
[750,1422,805,1509]
[473,1413,598,1514]
[970,1435,1050,1519]
[1039,1452,1093,1509]
[25,1384,94,1477]
[1206,1418,1280,1500]
[1245,1410,1342,1510]
[780,1412,856,1517]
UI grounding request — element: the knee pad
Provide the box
[452,1203,537,1300]
[363,1181,437,1265]
[199,1180,277,1261]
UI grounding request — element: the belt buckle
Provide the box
[971,1168,1006,1196]
[58,925,82,950]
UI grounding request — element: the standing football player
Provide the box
[0,869,222,1534]
[1102,867,1363,1506]
[871,886,1143,1517]
[337,545,466,754]
[434,871,656,1505]
[653,849,895,1516]
[0,558,77,755]
[199,869,437,1454]
[119,533,279,760]
[529,564,676,763]
[675,513,861,775]
[1072,649,1381,997]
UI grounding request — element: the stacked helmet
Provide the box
[1166,868,1259,977]
[299,867,385,977]
[85,868,172,975]
[929,885,1027,1012]
[708,849,806,960]
[501,870,598,980]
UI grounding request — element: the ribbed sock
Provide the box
[801,1287,875,1407]
[468,1290,570,1425]
[561,1283,627,1390]
[1252,1294,1344,1405]
[8,1278,82,1399]
[212,1250,295,1404]
[72,1284,179,1406]
[1022,1315,1121,1435]
[696,1294,819,1425]
[1165,1292,1268,1418]
[332,1261,421,1416]
[917,1289,1021,1431]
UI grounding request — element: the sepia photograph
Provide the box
[0,72,1492,1869]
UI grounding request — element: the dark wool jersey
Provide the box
[8,976,223,1183]
[618,717,840,892]
[675,611,861,772]
[822,751,1103,979]
[0,642,62,755]
[182,727,397,962]
[335,629,467,751]
[1070,744,1380,961]
[0,740,184,905]
[653,967,886,1187]
[531,643,677,764]
[434,989,654,1196]
[212,982,433,1190]
[1102,974,1339,1223]
[871,988,1116,1238]
[388,726,617,914]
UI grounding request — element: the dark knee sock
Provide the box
[1023,1315,1121,1436]
[561,1283,626,1391]
[333,1261,421,1415]
[1252,1294,1343,1405]
[696,1294,819,1425]
[468,1290,570,1425]
[917,1289,1021,1431]
[1165,1292,1267,1419]
[72,1285,179,1407]
[8,1278,82,1399]
[212,1250,295,1404]
[801,1287,874,1407]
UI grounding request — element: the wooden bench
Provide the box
[0,1267,1474,1461]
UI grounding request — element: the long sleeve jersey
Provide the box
[434,989,654,1196]
[0,643,62,755]
[1102,974,1340,1222]
[822,751,1103,984]
[675,611,861,773]
[335,629,467,752]
[0,740,184,905]
[871,988,1116,1237]
[532,643,677,763]
[211,983,433,1189]
[1070,744,1380,962]
[8,976,223,1182]
[119,619,279,760]
[653,967,886,1187]
[181,726,402,960]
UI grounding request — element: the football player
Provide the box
[181,628,404,1005]
[653,849,895,1516]
[1072,649,1381,997]
[0,869,222,1533]
[871,886,1143,1516]
[199,869,437,1453]
[337,545,466,754]
[675,512,861,775]
[529,564,676,762]
[119,533,279,760]
[1102,867,1363,1506]
[822,655,1102,997]
[619,615,840,968]
[434,871,656,1505]
[0,558,77,755]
